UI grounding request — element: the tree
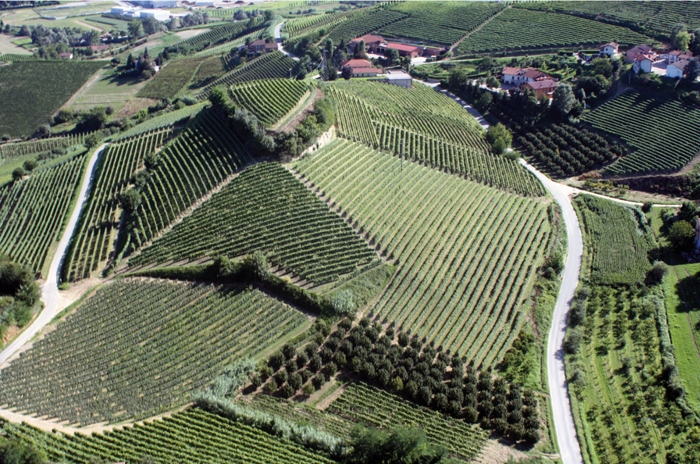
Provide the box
[448,68,469,90]
[592,58,613,78]
[128,20,145,39]
[354,39,367,59]
[341,65,353,80]
[486,76,500,88]
[686,58,699,83]
[669,220,696,250]
[386,47,400,65]
[242,251,268,281]
[126,53,135,69]
[120,188,142,214]
[346,425,447,464]
[12,167,25,181]
[477,92,492,109]
[83,133,101,150]
[564,329,582,354]
[675,30,691,52]
[208,86,231,115]
[330,289,354,316]
[679,201,699,222]
[1,439,47,464]
[552,84,576,116]
[22,160,37,172]
[647,261,669,284]
[486,123,512,154]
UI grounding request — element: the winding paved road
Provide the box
[274,21,300,61]
[0,143,107,368]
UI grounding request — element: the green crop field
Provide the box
[0,279,310,425]
[324,6,407,44]
[137,55,209,100]
[0,61,104,137]
[582,91,700,175]
[228,79,309,127]
[295,139,550,363]
[455,8,650,56]
[62,128,174,282]
[574,195,656,285]
[198,51,298,98]
[0,54,42,62]
[3,408,333,464]
[174,19,263,51]
[115,102,206,140]
[130,163,375,283]
[327,82,544,197]
[0,153,85,276]
[0,133,89,159]
[130,110,250,251]
[283,10,350,38]
[380,2,505,46]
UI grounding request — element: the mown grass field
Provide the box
[0,61,104,137]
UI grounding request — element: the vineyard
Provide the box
[327,82,544,196]
[228,79,309,127]
[582,91,700,175]
[295,139,550,363]
[282,11,350,38]
[566,285,696,464]
[0,153,85,276]
[515,1,700,36]
[131,110,250,250]
[325,7,407,44]
[174,19,263,51]
[0,54,41,62]
[329,382,486,460]
[130,163,375,284]
[137,56,209,100]
[3,408,334,464]
[380,2,505,46]
[454,8,650,56]
[115,102,205,140]
[0,61,104,137]
[0,279,310,425]
[0,133,90,158]
[574,195,656,285]
[62,128,174,282]
[198,51,297,98]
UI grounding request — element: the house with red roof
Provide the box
[522,79,559,99]
[349,34,385,53]
[501,67,552,85]
[381,42,422,58]
[341,59,380,77]
[666,50,693,64]
[626,44,656,63]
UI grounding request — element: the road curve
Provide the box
[520,159,585,464]
[0,143,108,367]
[274,20,300,61]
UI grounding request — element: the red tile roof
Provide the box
[524,79,558,90]
[385,42,422,53]
[600,42,619,49]
[350,34,384,44]
[250,39,265,47]
[352,67,380,74]
[342,59,372,68]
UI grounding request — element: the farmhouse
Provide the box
[522,79,559,99]
[59,52,73,60]
[626,44,656,63]
[667,50,693,64]
[249,39,277,53]
[667,60,689,79]
[382,42,423,58]
[341,59,380,77]
[349,34,385,53]
[341,59,373,70]
[633,53,655,73]
[599,42,619,57]
[501,67,551,85]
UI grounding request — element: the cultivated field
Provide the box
[583,91,700,175]
[295,139,550,363]
[137,56,210,100]
[0,61,104,137]
[228,79,309,127]
[0,154,85,276]
[0,280,310,425]
[131,163,376,283]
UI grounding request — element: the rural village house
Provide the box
[599,42,619,57]
[626,44,656,63]
[341,59,381,77]
[667,60,689,79]
[667,50,693,64]
[522,79,559,99]
[500,67,552,85]
[349,34,385,53]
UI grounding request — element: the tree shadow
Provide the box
[676,273,700,315]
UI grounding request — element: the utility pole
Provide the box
[400,139,404,172]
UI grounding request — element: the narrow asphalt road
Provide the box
[0,143,107,368]
[274,20,299,61]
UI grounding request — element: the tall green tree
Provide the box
[552,83,576,117]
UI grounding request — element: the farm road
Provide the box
[0,143,107,368]
[275,21,300,61]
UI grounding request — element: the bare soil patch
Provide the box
[476,439,529,464]
[114,97,161,120]
[176,28,210,39]
[278,87,323,134]
[73,19,103,32]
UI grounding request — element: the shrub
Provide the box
[12,167,25,181]
[330,289,355,316]
[564,330,582,354]
[312,374,326,389]
[669,220,695,250]
[302,383,315,396]
[647,261,669,284]
[265,379,278,393]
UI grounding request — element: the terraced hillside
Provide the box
[0,279,310,425]
[582,91,700,175]
[130,110,250,250]
[62,128,174,282]
[3,408,334,464]
[130,163,375,284]
[295,139,550,363]
[0,153,85,276]
[327,82,544,197]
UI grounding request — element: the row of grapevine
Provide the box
[137,55,209,100]
[62,128,174,282]
[0,133,91,158]
[228,79,308,127]
[455,8,650,55]
[0,279,310,425]
[325,7,407,44]
[380,2,505,46]
[198,51,297,98]
[130,163,375,284]
[295,139,550,362]
[282,11,350,38]
[0,153,85,276]
[573,195,656,285]
[0,54,44,62]
[174,19,262,50]
[329,382,486,459]
[4,408,334,464]
[131,110,250,250]
[582,91,700,175]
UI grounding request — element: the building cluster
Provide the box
[500,67,559,99]
[348,34,446,59]
[111,6,172,21]
[626,43,694,78]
